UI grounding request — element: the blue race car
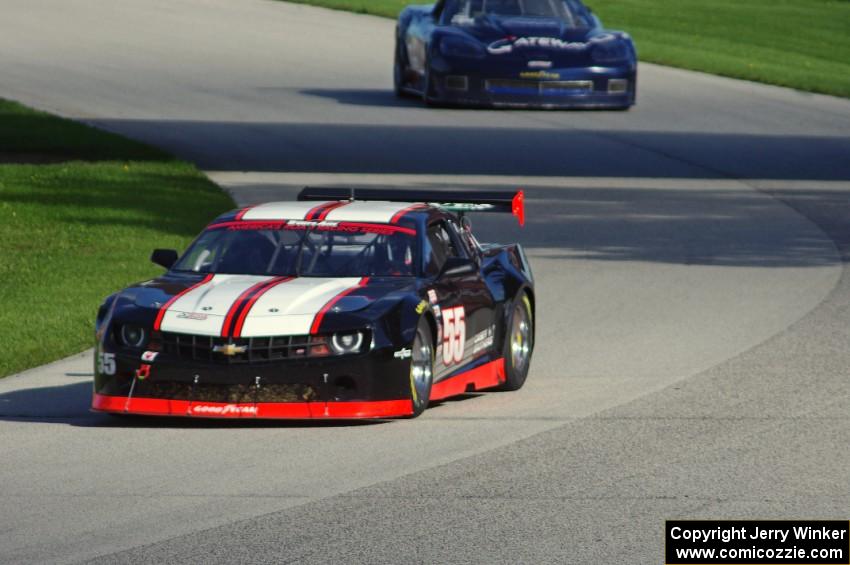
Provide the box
[394,0,637,109]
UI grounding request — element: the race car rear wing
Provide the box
[297,187,525,226]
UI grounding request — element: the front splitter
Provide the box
[92,393,414,419]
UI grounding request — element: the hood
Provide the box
[483,16,585,40]
[461,14,591,42]
[449,17,625,65]
[131,274,414,338]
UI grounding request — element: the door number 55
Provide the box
[442,306,466,366]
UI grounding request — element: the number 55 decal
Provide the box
[97,352,116,376]
[442,305,466,366]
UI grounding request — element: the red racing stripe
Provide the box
[309,277,370,335]
[207,220,287,231]
[205,220,414,236]
[316,201,350,220]
[153,274,214,331]
[305,202,333,221]
[221,278,280,338]
[305,201,350,221]
[234,206,256,221]
[286,221,415,236]
[390,203,428,224]
[231,276,295,338]
[334,222,415,236]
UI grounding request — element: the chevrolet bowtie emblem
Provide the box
[213,343,248,356]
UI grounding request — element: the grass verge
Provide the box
[281,0,850,98]
[0,99,234,378]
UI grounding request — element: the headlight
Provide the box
[120,324,148,349]
[439,36,485,59]
[330,331,366,355]
[590,39,629,64]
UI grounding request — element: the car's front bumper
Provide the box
[92,394,412,419]
[93,346,416,419]
[429,61,636,109]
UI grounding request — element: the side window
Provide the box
[424,222,462,276]
[448,219,477,258]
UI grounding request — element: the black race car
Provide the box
[395,0,637,108]
[93,189,535,419]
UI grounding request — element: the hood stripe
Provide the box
[221,277,284,338]
[309,277,370,335]
[153,274,214,331]
[231,277,296,338]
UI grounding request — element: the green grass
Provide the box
[284,0,404,17]
[594,0,850,98]
[282,0,850,98]
[0,99,234,378]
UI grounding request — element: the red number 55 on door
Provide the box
[442,305,466,366]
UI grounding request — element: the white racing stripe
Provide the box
[237,200,417,224]
[239,277,362,337]
[158,274,273,336]
[241,201,324,221]
[158,275,364,338]
[323,201,416,223]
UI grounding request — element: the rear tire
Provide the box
[499,292,534,391]
[409,317,435,417]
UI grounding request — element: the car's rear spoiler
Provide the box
[297,187,525,226]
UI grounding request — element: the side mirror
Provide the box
[151,249,178,270]
[440,256,476,278]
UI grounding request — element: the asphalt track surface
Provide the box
[1,1,850,563]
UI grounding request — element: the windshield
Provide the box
[173,221,417,277]
[446,0,578,23]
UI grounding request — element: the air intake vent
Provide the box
[445,75,469,91]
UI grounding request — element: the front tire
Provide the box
[409,317,435,417]
[393,57,405,98]
[393,36,409,98]
[499,292,534,391]
[421,55,438,106]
